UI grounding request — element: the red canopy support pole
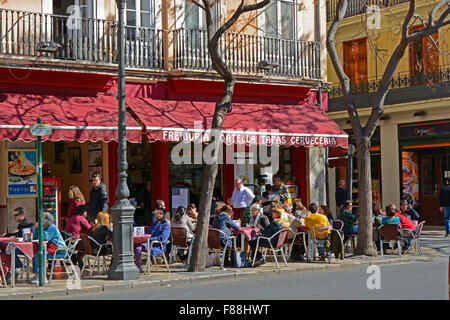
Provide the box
[108,141,119,207]
[292,146,307,203]
[151,141,169,211]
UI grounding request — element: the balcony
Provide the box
[0,8,322,82]
[328,65,450,112]
[172,28,322,81]
[326,0,410,22]
[0,8,164,70]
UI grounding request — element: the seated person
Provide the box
[283,204,293,215]
[381,204,401,226]
[394,206,416,253]
[275,208,291,229]
[249,204,270,229]
[293,200,310,219]
[210,201,225,226]
[134,208,170,272]
[399,200,420,222]
[2,207,35,277]
[211,205,240,266]
[187,203,198,220]
[319,205,334,227]
[30,213,67,285]
[171,206,195,261]
[338,200,358,236]
[90,211,113,255]
[372,201,384,229]
[248,209,284,266]
[305,203,331,260]
[65,205,93,239]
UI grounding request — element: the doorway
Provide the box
[419,149,449,225]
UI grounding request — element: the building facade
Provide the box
[326,0,450,226]
[0,0,347,233]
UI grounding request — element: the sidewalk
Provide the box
[0,231,446,300]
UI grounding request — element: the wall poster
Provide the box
[402,151,420,207]
[7,149,38,197]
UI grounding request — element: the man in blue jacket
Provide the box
[134,208,170,272]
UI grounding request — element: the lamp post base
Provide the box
[107,198,139,281]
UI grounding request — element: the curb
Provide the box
[0,253,443,299]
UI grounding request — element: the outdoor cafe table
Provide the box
[232,227,259,252]
[0,236,47,287]
[133,234,151,245]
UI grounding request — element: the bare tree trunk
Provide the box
[355,137,378,256]
[188,80,235,272]
[187,0,270,272]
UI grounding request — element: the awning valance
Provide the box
[127,98,348,148]
[0,93,142,142]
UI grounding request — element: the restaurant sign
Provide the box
[30,123,52,136]
[399,120,450,139]
[161,130,342,147]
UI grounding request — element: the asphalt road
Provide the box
[60,258,449,300]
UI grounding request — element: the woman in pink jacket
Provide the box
[65,205,93,239]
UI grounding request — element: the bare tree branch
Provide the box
[326,0,363,137]
[190,0,205,10]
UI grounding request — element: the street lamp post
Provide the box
[107,0,139,280]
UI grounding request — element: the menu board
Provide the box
[7,149,38,197]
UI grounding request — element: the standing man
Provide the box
[439,177,450,237]
[229,179,255,220]
[87,172,109,222]
[271,176,289,204]
[335,179,348,214]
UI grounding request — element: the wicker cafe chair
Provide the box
[309,225,332,263]
[379,223,402,256]
[80,234,113,277]
[252,228,289,269]
[48,236,80,284]
[169,226,194,266]
[207,228,237,270]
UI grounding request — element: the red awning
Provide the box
[328,146,348,168]
[127,98,348,148]
[0,93,142,142]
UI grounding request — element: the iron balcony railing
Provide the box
[0,9,322,80]
[0,8,164,70]
[328,64,450,99]
[326,0,410,22]
[172,28,322,80]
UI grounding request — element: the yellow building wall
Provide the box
[326,0,450,87]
